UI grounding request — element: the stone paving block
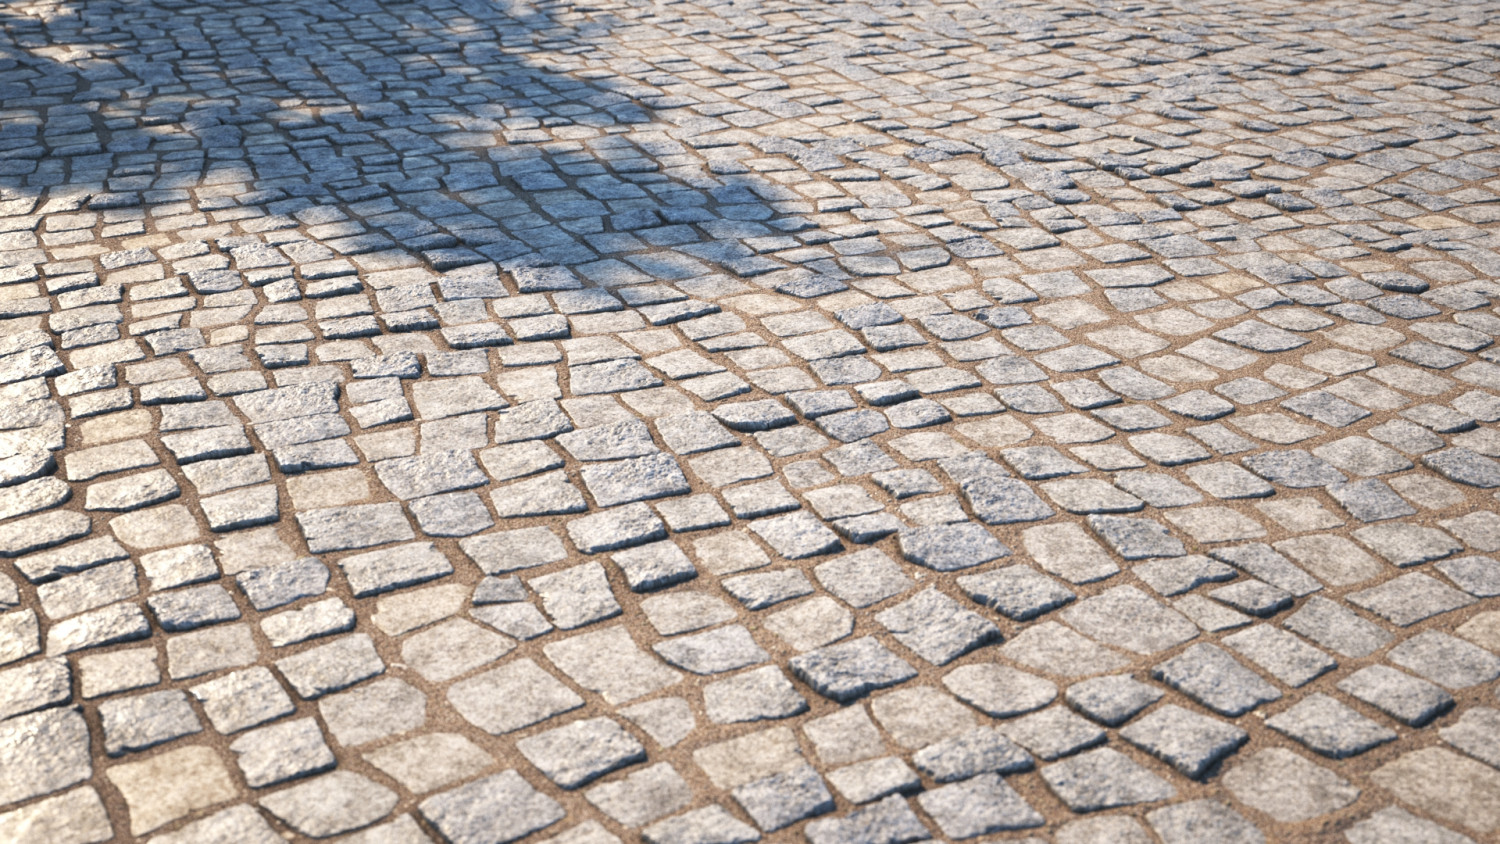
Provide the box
[825,757,921,805]
[1273,536,1384,587]
[544,625,682,705]
[99,689,202,756]
[1086,515,1186,559]
[918,774,1043,838]
[1343,807,1474,844]
[418,770,565,844]
[0,656,68,722]
[230,717,336,787]
[401,618,514,683]
[1061,585,1198,655]
[17,1,1500,837]
[803,794,928,844]
[1282,596,1392,658]
[1266,693,1397,759]
[803,705,884,768]
[1153,644,1281,716]
[567,503,668,554]
[1436,556,1500,597]
[1387,631,1500,690]
[611,540,697,592]
[1210,580,1293,617]
[732,763,834,832]
[78,647,157,699]
[1347,573,1476,626]
[750,511,842,559]
[875,588,1000,665]
[275,633,384,699]
[942,661,1058,722]
[791,637,918,703]
[101,747,231,838]
[870,686,979,750]
[655,625,768,675]
[1040,747,1176,813]
[1338,665,1454,727]
[641,806,759,844]
[1222,748,1359,824]
[190,666,295,735]
[704,665,807,724]
[1021,522,1120,583]
[1004,706,1107,762]
[1064,675,1163,727]
[763,596,852,652]
[448,658,582,735]
[518,717,646,790]
[1352,523,1461,567]
[297,503,414,554]
[531,562,622,630]
[1222,625,1337,687]
[336,814,437,844]
[0,786,115,844]
[1438,707,1500,769]
[1055,815,1154,844]
[1371,748,1500,835]
[0,707,92,808]
[1120,704,1247,779]
[1146,800,1265,844]
[584,763,691,829]
[1000,621,1133,677]
[722,569,814,610]
[164,622,257,680]
[913,726,1033,782]
[461,526,567,575]
[580,453,691,507]
[338,542,453,598]
[814,549,912,608]
[365,733,495,796]
[235,556,329,611]
[259,771,399,836]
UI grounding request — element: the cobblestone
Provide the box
[1,0,1499,837]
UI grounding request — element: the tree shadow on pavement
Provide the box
[0,0,886,312]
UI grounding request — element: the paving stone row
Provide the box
[2,0,1500,840]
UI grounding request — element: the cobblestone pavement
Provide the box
[5,0,1500,840]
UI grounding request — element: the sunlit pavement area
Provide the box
[4,0,1500,840]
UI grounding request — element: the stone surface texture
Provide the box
[0,0,1499,839]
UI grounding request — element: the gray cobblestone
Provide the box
[6,0,1500,835]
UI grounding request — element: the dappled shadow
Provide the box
[0,0,870,291]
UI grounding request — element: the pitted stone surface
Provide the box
[4,0,1500,838]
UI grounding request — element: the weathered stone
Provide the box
[1146,801,1265,844]
[1222,748,1359,824]
[1040,747,1176,812]
[99,689,202,756]
[1267,693,1396,758]
[260,771,399,838]
[790,637,917,702]
[1120,704,1247,778]
[1061,585,1197,655]
[275,633,384,698]
[544,625,681,704]
[230,717,336,787]
[732,763,834,832]
[319,677,428,747]
[0,707,92,807]
[585,763,693,828]
[0,786,115,844]
[1153,644,1280,716]
[517,717,646,790]
[106,745,238,836]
